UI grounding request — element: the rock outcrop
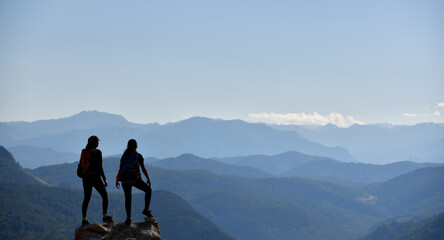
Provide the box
[75,218,161,240]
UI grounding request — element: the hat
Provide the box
[88,135,101,144]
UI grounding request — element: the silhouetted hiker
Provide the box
[116,139,153,225]
[80,135,113,226]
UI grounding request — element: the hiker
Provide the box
[116,139,153,225]
[80,135,113,226]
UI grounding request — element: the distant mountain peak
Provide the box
[323,123,339,128]
[176,116,215,123]
[69,110,129,122]
[176,153,200,159]
[373,123,396,128]
[0,145,15,166]
[47,110,132,129]
[0,146,48,185]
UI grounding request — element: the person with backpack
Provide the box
[79,135,113,226]
[116,139,153,225]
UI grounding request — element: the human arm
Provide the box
[141,163,151,187]
[116,156,122,189]
[115,168,121,189]
[116,165,121,189]
[97,150,108,187]
[139,154,151,187]
[115,175,120,189]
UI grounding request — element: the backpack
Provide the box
[118,152,141,183]
[77,149,92,178]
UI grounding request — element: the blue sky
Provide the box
[1,0,443,126]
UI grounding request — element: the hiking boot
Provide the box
[81,220,89,226]
[142,209,153,218]
[125,219,132,225]
[102,215,113,222]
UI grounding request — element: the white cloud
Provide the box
[248,112,364,127]
[405,102,444,118]
[402,113,418,117]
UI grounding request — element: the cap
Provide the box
[88,135,101,143]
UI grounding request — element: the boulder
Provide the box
[75,218,161,240]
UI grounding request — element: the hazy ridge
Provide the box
[1,111,443,239]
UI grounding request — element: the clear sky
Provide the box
[1,0,443,126]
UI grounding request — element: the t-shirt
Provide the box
[136,153,144,165]
[117,151,145,183]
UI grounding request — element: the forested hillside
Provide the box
[0,147,233,240]
[362,212,444,240]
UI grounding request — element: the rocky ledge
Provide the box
[75,218,161,240]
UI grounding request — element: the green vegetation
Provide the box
[362,212,444,240]
[191,190,355,240]
[151,153,272,179]
[0,146,43,185]
[0,182,234,240]
[31,156,444,239]
[4,145,444,240]
[0,147,234,240]
[33,157,379,238]
[153,190,234,240]
[8,145,78,169]
[284,159,442,184]
[366,167,444,216]
[0,182,79,240]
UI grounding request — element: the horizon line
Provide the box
[1,110,443,128]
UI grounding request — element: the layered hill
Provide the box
[30,154,444,239]
[0,182,233,240]
[366,166,444,216]
[0,146,46,184]
[0,111,150,140]
[272,123,444,163]
[0,147,234,240]
[1,111,355,162]
[217,151,327,175]
[30,156,384,239]
[8,145,79,169]
[217,151,441,184]
[7,141,444,240]
[362,212,444,240]
[283,159,442,184]
[151,153,272,179]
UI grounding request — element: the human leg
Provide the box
[82,177,93,219]
[122,183,133,219]
[133,180,152,211]
[92,177,108,215]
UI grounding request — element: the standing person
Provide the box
[116,139,153,225]
[80,135,113,226]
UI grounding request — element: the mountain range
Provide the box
[0,146,233,240]
[2,144,444,239]
[0,146,47,184]
[362,212,444,240]
[1,111,354,162]
[272,123,444,163]
[29,152,444,239]
[3,111,443,170]
[8,145,79,169]
[154,152,442,185]
[30,156,366,239]
[1,111,443,239]
[150,153,272,179]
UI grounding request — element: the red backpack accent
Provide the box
[77,149,92,178]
